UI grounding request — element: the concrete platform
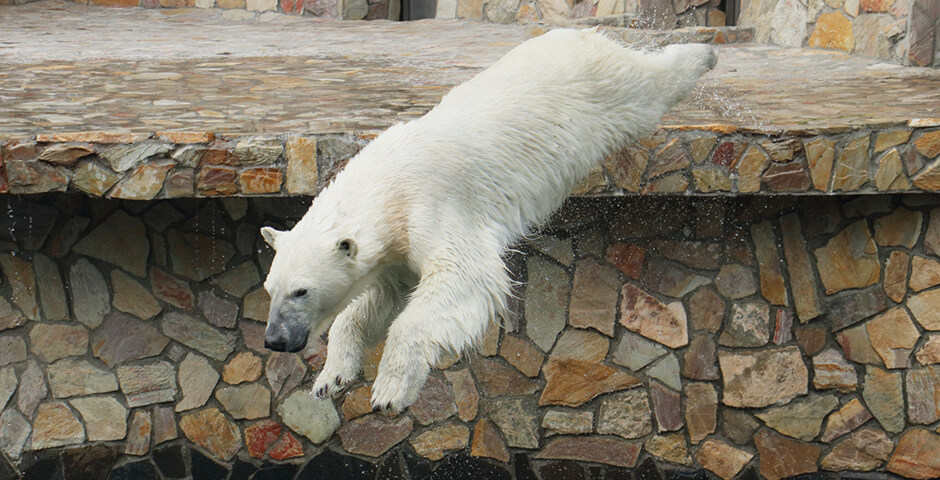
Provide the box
[2,1,938,137]
[1,1,939,198]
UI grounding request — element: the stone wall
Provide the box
[435,0,722,27]
[3,190,940,478]
[739,0,939,66]
[4,125,940,199]
[63,0,400,20]
[20,0,722,26]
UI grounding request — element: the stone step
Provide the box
[0,1,938,198]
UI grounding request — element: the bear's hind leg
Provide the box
[312,273,402,398]
[371,254,509,411]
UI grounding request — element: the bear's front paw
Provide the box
[310,365,357,398]
[370,363,428,413]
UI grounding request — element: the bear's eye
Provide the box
[291,289,308,298]
[338,240,350,252]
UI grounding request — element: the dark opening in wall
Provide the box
[722,0,739,26]
[400,0,436,20]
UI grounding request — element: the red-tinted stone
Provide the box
[196,166,237,196]
[711,141,744,168]
[471,419,509,463]
[337,414,414,457]
[280,0,304,13]
[268,432,304,460]
[755,428,821,480]
[651,381,682,432]
[605,242,646,279]
[150,268,194,310]
[887,428,940,478]
[535,436,641,468]
[245,420,281,458]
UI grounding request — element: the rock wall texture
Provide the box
[4,191,940,479]
[739,0,939,66]
[3,125,940,198]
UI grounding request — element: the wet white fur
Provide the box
[262,29,717,411]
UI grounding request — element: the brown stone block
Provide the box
[695,439,752,480]
[805,137,836,191]
[569,259,620,336]
[157,132,214,144]
[604,145,648,193]
[35,132,149,143]
[239,167,283,195]
[821,397,872,442]
[718,346,808,408]
[867,306,919,368]
[874,149,910,192]
[470,355,538,397]
[809,11,855,51]
[884,250,910,302]
[539,358,641,407]
[886,428,940,479]
[535,436,641,468]
[471,419,509,463]
[750,220,788,305]
[754,428,821,480]
[620,283,688,348]
[178,408,242,462]
[337,414,413,458]
[498,335,544,377]
[821,427,893,471]
[814,220,880,294]
[684,383,716,444]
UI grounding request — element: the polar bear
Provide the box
[261,28,717,411]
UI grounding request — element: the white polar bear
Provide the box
[261,28,717,411]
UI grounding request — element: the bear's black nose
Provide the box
[264,331,289,352]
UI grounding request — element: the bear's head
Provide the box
[260,224,363,352]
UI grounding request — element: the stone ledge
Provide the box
[2,2,938,198]
[2,124,940,198]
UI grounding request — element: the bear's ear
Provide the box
[260,227,283,249]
